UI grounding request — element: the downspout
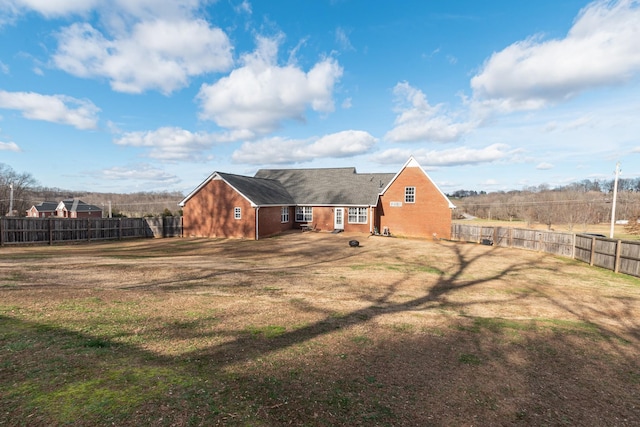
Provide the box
[369,206,374,234]
[255,206,260,240]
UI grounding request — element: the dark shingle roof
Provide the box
[60,199,102,213]
[33,201,58,212]
[218,173,295,205]
[254,168,395,205]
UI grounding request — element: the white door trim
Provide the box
[334,207,344,230]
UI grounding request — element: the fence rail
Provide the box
[0,217,183,246]
[451,223,640,277]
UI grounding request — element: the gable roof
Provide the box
[179,172,295,207]
[217,172,295,206]
[254,168,394,205]
[57,199,102,213]
[30,201,58,212]
[379,157,456,209]
[180,157,452,209]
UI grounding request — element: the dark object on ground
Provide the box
[481,239,493,246]
[349,240,360,247]
[582,233,606,238]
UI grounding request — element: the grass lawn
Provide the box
[1,232,639,426]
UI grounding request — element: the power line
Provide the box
[456,199,616,208]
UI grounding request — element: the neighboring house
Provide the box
[55,199,103,218]
[26,201,58,217]
[179,157,455,240]
[27,199,103,218]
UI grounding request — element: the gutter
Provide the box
[255,206,260,240]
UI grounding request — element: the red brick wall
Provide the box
[182,178,256,239]
[303,207,333,231]
[257,206,294,238]
[378,166,452,239]
[76,211,102,218]
[343,207,372,233]
[294,206,372,233]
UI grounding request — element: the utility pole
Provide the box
[609,162,621,239]
[8,183,13,216]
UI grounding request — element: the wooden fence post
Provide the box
[615,239,622,273]
[0,217,4,246]
[48,217,53,245]
[589,237,596,266]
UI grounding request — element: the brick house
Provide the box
[27,199,103,218]
[55,199,102,218]
[26,201,58,218]
[179,157,455,240]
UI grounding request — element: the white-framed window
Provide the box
[348,207,368,224]
[281,206,289,223]
[405,186,416,203]
[295,206,313,222]
[234,207,241,219]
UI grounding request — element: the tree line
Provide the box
[450,179,640,232]
[1,163,184,218]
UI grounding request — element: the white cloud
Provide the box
[0,61,9,74]
[10,0,100,17]
[197,35,343,134]
[536,162,554,170]
[1,0,202,24]
[471,0,640,112]
[101,163,180,183]
[232,130,376,164]
[234,0,252,14]
[53,18,233,94]
[114,127,220,161]
[335,27,354,51]
[0,90,99,129]
[0,140,21,152]
[385,82,477,143]
[371,143,512,166]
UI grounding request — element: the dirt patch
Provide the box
[1,232,639,426]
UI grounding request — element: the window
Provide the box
[405,186,416,203]
[295,206,313,222]
[234,207,241,219]
[348,207,368,224]
[281,206,289,223]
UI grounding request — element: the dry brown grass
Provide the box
[1,232,639,426]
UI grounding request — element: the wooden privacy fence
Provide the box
[574,234,640,277]
[144,216,183,238]
[451,223,640,277]
[0,217,183,246]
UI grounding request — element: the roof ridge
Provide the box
[256,167,357,172]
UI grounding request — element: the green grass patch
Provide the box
[351,335,372,345]
[29,367,184,424]
[458,353,482,365]
[245,324,287,338]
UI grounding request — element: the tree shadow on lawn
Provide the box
[1,239,639,426]
[2,311,638,426]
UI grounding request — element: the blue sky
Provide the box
[1,0,639,194]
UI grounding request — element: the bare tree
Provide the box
[0,164,37,216]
